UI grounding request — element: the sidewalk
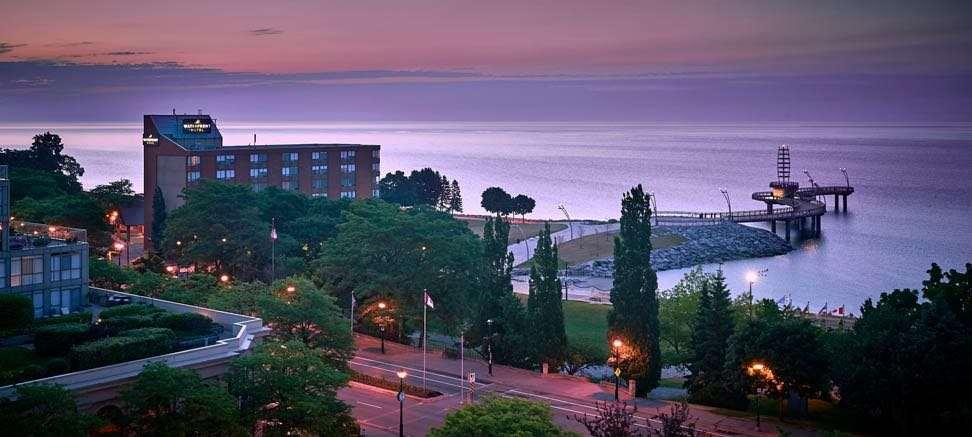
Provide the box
[352,334,822,436]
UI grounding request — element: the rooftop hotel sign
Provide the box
[182,119,212,134]
[142,135,159,146]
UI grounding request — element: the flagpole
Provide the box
[459,331,464,405]
[270,217,276,282]
[423,289,428,392]
[350,292,355,334]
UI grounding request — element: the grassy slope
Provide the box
[459,217,567,240]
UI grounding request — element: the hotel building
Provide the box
[0,165,89,317]
[143,113,380,246]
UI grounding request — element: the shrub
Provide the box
[155,313,215,336]
[351,371,442,398]
[70,328,175,369]
[20,364,46,380]
[33,323,90,357]
[0,295,33,333]
[98,303,161,319]
[34,312,92,328]
[45,358,69,375]
[98,315,158,334]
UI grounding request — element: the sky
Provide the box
[1,0,970,122]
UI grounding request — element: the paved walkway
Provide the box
[344,334,823,436]
[507,221,618,266]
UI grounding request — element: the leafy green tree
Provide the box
[527,223,567,368]
[88,257,137,289]
[8,167,83,202]
[472,216,531,367]
[89,179,137,211]
[448,179,463,213]
[13,194,113,249]
[316,201,481,338]
[481,186,513,215]
[410,167,448,207]
[0,294,33,333]
[429,395,578,437]
[259,277,354,367]
[377,170,418,207]
[830,263,972,433]
[150,186,167,252]
[163,181,271,280]
[0,384,98,437]
[122,362,242,436]
[226,340,358,436]
[608,184,661,395]
[512,194,536,221]
[0,132,83,178]
[686,269,737,407]
[658,266,707,367]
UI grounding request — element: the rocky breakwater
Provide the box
[582,223,792,277]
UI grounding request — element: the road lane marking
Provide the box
[356,401,384,409]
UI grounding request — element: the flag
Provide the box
[424,291,435,309]
[818,302,828,315]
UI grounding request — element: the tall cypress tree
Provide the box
[449,180,463,213]
[527,223,567,368]
[477,216,530,367]
[608,184,661,395]
[686,268,737,406]
[150,186,167,252]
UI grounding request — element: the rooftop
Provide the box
[8,220,87,249]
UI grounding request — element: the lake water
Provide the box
[1,122,970,311]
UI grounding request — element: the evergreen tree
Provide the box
[150,186,166,252]
[686,268,738,406]
[527,223,567,368]
[449,179,463,213]
[439,175,451,210]
[475,216,530,367]
[608,184,661,396]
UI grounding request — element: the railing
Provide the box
[0,289,267,401]
[10,220,87,243]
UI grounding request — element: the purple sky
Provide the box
[1,0,970,121]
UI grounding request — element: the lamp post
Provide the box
[396,370,407,437]
[113,242,125,266]
[558,204,573,241]
[612,338,623,401]
[485,319,494,376]
[719,188,732,221]
[747,362,772,431]
[745,269,768,319]
[378,302,387,354]
[840,167,849,187]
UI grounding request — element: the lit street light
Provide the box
[378,302,388,354]
[113,242,125,266]
[612,338,623,401]
[396,370,408,437]
[747,362,774,431]
[485,319,494,376]
[219,274,230,284]
[745,269,768,319]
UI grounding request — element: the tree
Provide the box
[122,362,242,436]
[0,294,33,333]
[226,340,358,436]
[481,186,513,216]
[90,179,137,211]
[686,269,737,407]
[377,170,417,207]
[8,167,82,202]
[527,223,567,368]
[13,194,113,249]
[410,167,448,207]
[648,401,698,437]
[151,186,167,252]
[658,266,707,368]
[259,277,354,367]
[830,263,972,433]
[448,179,463,213]
[512,194,536,221]
[429,395,578,437]
[608,184,661,396]
[0,384,98,436]
[574,401,642,437]
[0,132,83,178]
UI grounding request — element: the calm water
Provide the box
[1,122,970,310]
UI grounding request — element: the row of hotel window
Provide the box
[188,150,378,167]
[1,253,82,288]
[188,167,363,185]
[11,288,83,318]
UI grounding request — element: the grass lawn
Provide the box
[459,217,567,240]
[563,300,612,360]
[711,396,863,435]
[553,231,685,266]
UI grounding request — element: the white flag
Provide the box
[424,291,434,309]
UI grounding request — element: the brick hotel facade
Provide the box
[143,113,380,246]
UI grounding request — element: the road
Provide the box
[343,335,819,436]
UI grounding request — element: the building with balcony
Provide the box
[143,112,381,247]
[0,165,89,317]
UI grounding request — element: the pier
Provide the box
[653,145,854,240]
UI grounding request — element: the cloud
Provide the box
[249,28,283,36]
[0,42,27,55]
[104,51,153,56]
[45,41,95,47]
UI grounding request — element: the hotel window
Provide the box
[373,188,380,198]
[341,190,356,199]
[312,164,328,175]
[250,153,267,164]
[312,151,327,161]
[48,288,72,316]
[281,166,298,177]
[0,262,5,288]
[10,255,43,287]
[252,182,268,192]
[341,176,355,187]
[216,154,236,165]
[32,291,43,318]
[312,179,327,190]
[282,152,298,162]
[187,171,201,182]
[51,253,81,281]
[372,149,380,159]
[187,155,201,166]
[340,164,356,173]
[216,169,236,180]
[371,162,380,172]
[340,150,355,160]
[311,193,326,198]
[281,180,298,191]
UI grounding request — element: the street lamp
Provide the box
[396,370,407,437]
[745,269,767,319]
[113,242,125,266]
[219,274,230,284]
[485,319,494,376]
[378,302,388,354]
[747,362,773,431]
[840,168,849,187]
[719,188,732,220]
[612,338,623,401]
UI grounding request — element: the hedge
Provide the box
[98,315,159,334]
[34,311,92,328]
[70,328,175,370]
[0,295,33,333]
[155,313,216,336]
[351,371,442,398]
[33,323,90,357]
[98,303,162,319]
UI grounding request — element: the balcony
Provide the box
[8,221,87,250]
